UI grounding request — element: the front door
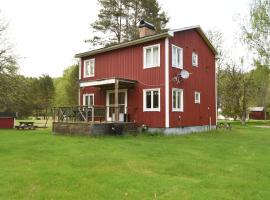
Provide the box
[106,89,127,122]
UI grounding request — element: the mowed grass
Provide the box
[0,122,270,199]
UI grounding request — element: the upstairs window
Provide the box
[172,45,183,68]
[195,91,200,104]
[192,52,198,67]
[143,88,160,111]
[84,59,95,77]
[143,44,160,68]
[83,94,94,107]
[172,88,183,112]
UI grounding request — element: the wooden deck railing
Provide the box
[52,105,136,123]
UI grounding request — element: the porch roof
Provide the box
[80,78,137,89]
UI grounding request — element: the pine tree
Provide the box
[86,0,169,47]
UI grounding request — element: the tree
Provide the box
[241,0,270,66]
[207,29,226,108]
[54,65,79,106]
[87,0,169,47]
[219,60,257,124]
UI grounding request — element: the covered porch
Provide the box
[79,77,137,122]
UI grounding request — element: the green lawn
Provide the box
[0,122,270,199]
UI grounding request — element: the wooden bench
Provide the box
[15,122,36,130]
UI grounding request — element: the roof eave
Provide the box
[75,32,171,58]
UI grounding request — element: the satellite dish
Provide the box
[180,70,190,79]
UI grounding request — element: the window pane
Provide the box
[85,61,90,75]
[146,91,151,108]
[173,91,176,108]
[177,49,181,66]
[90,60,95,75]
[146,48,152,66]
[153,47,159,66]
[153,90,159,108]
[172,47,176,66]
[90,96,93,106]
[118,92,125,104]
[177,91,181,109]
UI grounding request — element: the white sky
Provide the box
[1,0,251,77]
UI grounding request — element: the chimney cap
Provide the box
[139,20,155,30]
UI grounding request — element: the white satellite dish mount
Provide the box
[173,69,191,84]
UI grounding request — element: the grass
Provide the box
[0,121,270,199]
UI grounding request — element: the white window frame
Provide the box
[172,88,183,112]
[84,58,95,78]
[172,44,183,69]
[143,88,160,112]
[194,91,200,104]
[83,93,94,107]
[192,52,198,67]
[143,44,160,69]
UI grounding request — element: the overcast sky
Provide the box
[1,0,250,77]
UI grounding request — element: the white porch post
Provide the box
[114,79,119,122]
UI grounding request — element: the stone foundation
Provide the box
[52,122,138,136]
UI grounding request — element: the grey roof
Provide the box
[249,107,264,112]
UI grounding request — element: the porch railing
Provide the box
[52,105,137,123]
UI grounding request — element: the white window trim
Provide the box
[195,91,201,104]
[83,93,94,106]
[172,88,184,112]
[192,52,198,67]
[143,88,160,112]
[143,44,160,69]
[84,58,95,78]
[172,44,183,69]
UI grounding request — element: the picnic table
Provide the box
[15,122,36,130]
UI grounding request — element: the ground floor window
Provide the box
[83,94,94,107]
[172,88,183,111]
[143,88,160,112]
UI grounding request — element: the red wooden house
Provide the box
[72,21,217,134]
[248,107,267,120]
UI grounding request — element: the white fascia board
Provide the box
[80,78,116,87]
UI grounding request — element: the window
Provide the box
[143,88,160,111]
[172,88,183,111]
[143,44,160,68]
[84,59,95,77]
[172,45,183,68]
[192,52,198,67]
[194,91,200,104]
[83,94,94,107]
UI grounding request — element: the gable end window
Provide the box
[172,88,183,112]
[143,44,160,68]
[195,91,200,104]
[192,52,198,67]
[84,59,95,77]
[172,45,183,68]
[83,94,94,107]
[143,88,160,111]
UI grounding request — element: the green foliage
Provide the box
[219,61,257,123]
[87,0,169,47]
[1,122,270,199]
[54,65,79,106]
[242,0,270,66]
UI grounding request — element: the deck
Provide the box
[52,106,138,135]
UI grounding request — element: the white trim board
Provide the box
[165,38,170,128]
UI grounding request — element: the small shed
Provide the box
[0,112,16,129]
[248,107,266,120]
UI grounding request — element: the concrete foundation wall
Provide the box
[147,125,216,135]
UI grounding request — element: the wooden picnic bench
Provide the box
[15,122,36,130]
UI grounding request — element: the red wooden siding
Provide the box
[249,111,265,120]
[169,30,216,127]
[79,29,216,128]
[80,39,166,127]
[0,118,14,129]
